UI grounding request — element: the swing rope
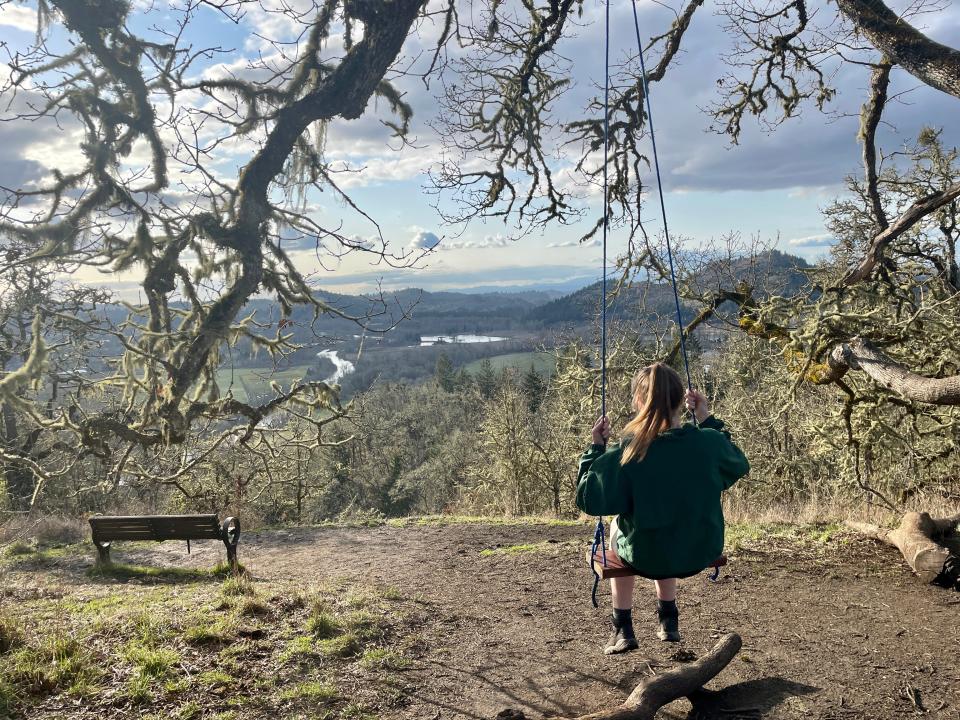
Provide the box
[590,0,694,607]
[590,0,613,610]
[630,0,693,392]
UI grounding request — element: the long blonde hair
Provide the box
[620,363,685,465]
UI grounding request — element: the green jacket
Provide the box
[576,416,749,579]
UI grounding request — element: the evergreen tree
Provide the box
[476,358,498,399]
[435,352,456,392]
[522,365,547,412]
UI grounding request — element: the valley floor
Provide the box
[2,519,959,719]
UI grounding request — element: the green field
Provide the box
[464,351,556,376]
[215,364,316,403]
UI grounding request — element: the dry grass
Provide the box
[0,516,87,547]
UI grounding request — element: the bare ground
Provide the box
[3,520,960,719]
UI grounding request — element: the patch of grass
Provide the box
[212,560,245,576]
[124,645,180,679]
[306,601,341,639]
[360,648,409,671]
[317,631,362,658]
[177,701,202,720]
[125,672,153,704]
[378,585,403,601]
[7,635,101,698]
[129,612,171,647]
[0,614,23,654]
[344,610,382,641]
[279,634,316,663]
[238,597,270,618]
[725,522,849,552]
[5,545,71,568]
[4,541,34,557]
[345,590,376,609]
[0,678,17,716]
[71,594,127,616]
[164,677,191,693]
[480,540,578,557]
[464,351,556,376]
[183,615,236,646]
[88,562,221,583]
[198,670,234,689]
[279,680,338,703]
[221,574,254,597]
[804,523,845,544]
[387,515,584,528]
[342,702,377,719]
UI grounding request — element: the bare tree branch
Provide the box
[836,0,960,99]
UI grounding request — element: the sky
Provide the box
[0,0,959,296]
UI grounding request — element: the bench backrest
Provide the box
[90,515,222,543]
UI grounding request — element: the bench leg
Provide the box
[224,542,238,573]
[221,516,241,574]
[94,541,111,566]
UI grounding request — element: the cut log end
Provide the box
[847,511,960,588]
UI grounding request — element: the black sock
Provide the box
[657,599,678,616]
[612,609,635,637]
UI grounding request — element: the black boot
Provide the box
[656,600,680,642]
[604,609,639,655]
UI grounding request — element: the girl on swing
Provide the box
[576,362,749,654]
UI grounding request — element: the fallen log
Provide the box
[496,633,742,720]
[847,511,960,587]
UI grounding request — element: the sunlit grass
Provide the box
[480,540,580,557]
[387,514,585,528]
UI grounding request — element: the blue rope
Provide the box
[600,0,611,420]
[589,517,607,608]
[630,0,692,394]
[589,0,611,610]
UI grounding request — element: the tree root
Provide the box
[497,633,742,720]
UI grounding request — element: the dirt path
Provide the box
[8,521,960,719]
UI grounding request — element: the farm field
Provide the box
[2,518,958,720]
[465,351,557,375]
[215,364,317,403]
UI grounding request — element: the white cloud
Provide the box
[409,230,441,250]
[0,6,36,31]
[788,233,835,247]
[440,234,513,250]
[547,238,601,248]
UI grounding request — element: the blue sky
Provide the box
[1,0,958,295]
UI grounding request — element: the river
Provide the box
[316,350,356,384]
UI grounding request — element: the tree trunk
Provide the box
[498,633,742,720]
[847,511,960,584]
[826,338,960,405]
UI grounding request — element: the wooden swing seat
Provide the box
[587,548,727,580]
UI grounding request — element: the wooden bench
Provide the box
[89,514,241,569]
[588,548,727,580]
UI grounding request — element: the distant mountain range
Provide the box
[95,250,811,365]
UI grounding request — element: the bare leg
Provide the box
[610,575,635,610]
[654,578,677,601]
